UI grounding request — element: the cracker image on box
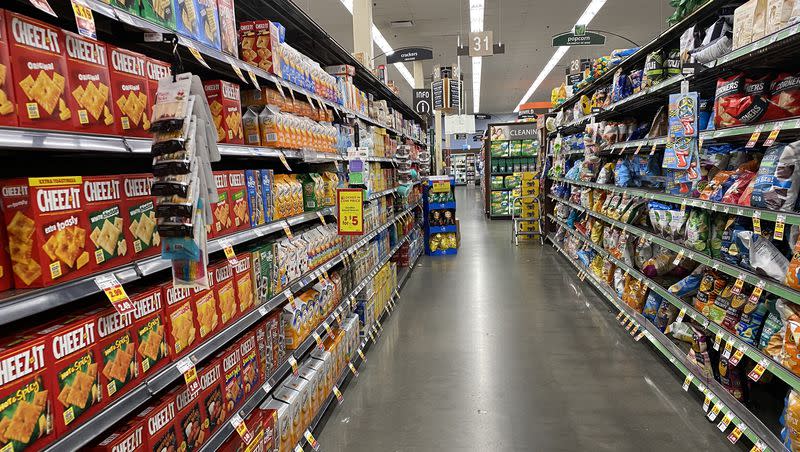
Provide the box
[0,9,16,125]
[55,353,100,427]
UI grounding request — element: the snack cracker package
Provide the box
[219,344,244,413]
[217,0,238,57]
[173,378,209,449]
[211,259,238,326]
[96,307,139,404]
[89,418,144,451]
[203,80,243,144]
[83,175,131,273]
[130,286,170,377]
[196,0,221,50]
[64,31,116,134]
[122,173,161,259]
[0,9,17,126]
[138,394,178,451]
[108,45,151,137]
[141,0,176,30]
[6,12,71,131]
[228,170,249,231]
[162,281,198,358]
[198,356,226,434]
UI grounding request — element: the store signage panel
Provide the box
[552,30,606,46]
[387,47,433,64]
[432,80,445,110]
[337,188,364,235]
[444,114,476,134]
[469,31,494,56]
[413,89,433,116]
[490,123,538,140]
[449,79,461,110]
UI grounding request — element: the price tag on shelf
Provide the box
[746,124,765,148]
[288,355,299,376]
[729,348,745,366]
[182,40,210,68]
[676,307,687,324]
[247,69,261,90]
[316,211,327,225]
[230,413,253,444]
[723,340,734,359]
[294,446,304,452]
[625,320,635,332]
[673,249,685,266]
[284,290,295,305]
[303,430,320,451]
[634,330,645,341]
[368,329,376,343]
[71,0,97,40]
[357,349,366,362]
[219,239,238,266]
[713,331,723,351]
[282,221,294,239]
[95,274,135,315]
[682,374,694,391]
[258,305,268,316]
[680,199,687,213]
[764,122,783,147]
[333,310,342,324]
[176,357,201,395]
[348,361,359,377]
[616,311,624,321]
[751,440,767,452]
[728,425,746,444]
[749,280,766,304]
[332,385,344,404]
[312,332,323,349]
[635,142,644,155]
[748,358,770,381]
[752,211,762,236]
[707,403,722,421]
[322,322,332,336]
[703,394,712,412]
[278,151,292,171]
[717,412,733,432]
[649,143,657,156]
[776,214,787,240]
[225,57,248,83]
[732,276,746,296]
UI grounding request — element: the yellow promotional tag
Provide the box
[775,214,786,240]
[732,277,745,295]
[676,307,687,323]
[717,412,733,432]
[635,143,644,155]
[649,143,657,155]
[673,249,685,266]
[749,281,765,304]
[228,59,248,84]
[304,430,320,451]
[348,362,359,377]
[634,330,645,341]
[752,211,762,236]
[333,385,344,404]
[278,152,292,171]
[729,348,745,366]
[289,355,299,376]
[294,446,304,452]
[283,221,294,239]
[247,69,260,90]
[703,394,712,412]
[357,349,366,362]
[746,124,765,148]
[176,357,201,395]
[616,312,624,320]
[764,122,782,146]
[222,242,238,266]
[723,340,733,358]
[713,331,723,351]
[316,211,326,225]
[312,332,323,349]
[728,425,745,444]
[185,43,210,68]
[748,363,767,381]
[750,440,766,452]
[682,374,693,391]
[230,413,253,444]
[708,403,722,421]
[70,0,97,40]
[95,275,135,315]
[323,322,332,336]
[284,290,295,305]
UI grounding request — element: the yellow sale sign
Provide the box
[337,188,364,235]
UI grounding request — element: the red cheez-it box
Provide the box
[131,286,169,377]
[122,173,160,260]
[0,331,53,451]
[173,378,208,449]
[198,356,226,434]
[108,45,150,137]
[0,177,92,288]
[89,417,144,451]
[83,175,131,273]
[203,80,243,144]
[64,31,116,134]
[0,9,17,126]
[163,281,198,358]
[139,394,177,451]
[96,307,139,403]
[145,58,170,125]
[6,11,72,131]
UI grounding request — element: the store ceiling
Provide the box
[297,0,671,115]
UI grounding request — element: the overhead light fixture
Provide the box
[469,0,484,113]
[390,20,414,28]
[514,0,607,111]
[338,0,415,88]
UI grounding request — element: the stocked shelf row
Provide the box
[200,225,418,450]
[44,201,420,451]
[547,234,781,452]
[83,0,427,147]
[548,194,800,304]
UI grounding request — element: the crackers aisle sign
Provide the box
[337,188,364,235]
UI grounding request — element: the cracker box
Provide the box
[63,31,115,134]
[260,407,276,452]
[131,285,170,377]
[0,331,53,451]
[162,281,198,358]
[173,378,209,450]
[174,0,201,40]
[271,386,300,446]
[83,175,130,273]
[217,0,238,57]
[260,398,288,452]
[197,0,222,50]
[140,0,176,30]
[146,58,171,128]
[122,173,160,259]
[96,307,139,403]
[238,20,282,77]
[211,259,238,326]
[40,310,102,434]
[218,344,243,413]
[0,177,92,288]
[220,409,262,451]
[194,286,220,340]
[253,320,271,386]
[198,356,226,434]
[89,417,145,451]
[0,9,17,127]
[250,242,275,306]
[108,45,150,137]
[228,171,250,231]
[5,12,71,131]
[245,169,265,227]
[261,169,274,223]
[237,330,259,397]
[0,222,12,292]
[210,172,231,238]
[232,253,253,315]
[203,80,243,144]
[138,394,177,451]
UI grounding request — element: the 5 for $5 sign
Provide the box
[337,188,364,235]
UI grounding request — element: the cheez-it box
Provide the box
[108,45,150,137]
[89,417,145,451]
[0,9,17,126]
[138,394,177,451]
[210,172,231,238]
[96,307,139,404]
[194,285,220,341]
[162,281,198,358]
[145,58,170,129]
[0,331,53,451]
[228,171,249,232]
[198,356,226,434]
[0,177,92,288]
[0,222,12,292]
[173,379,209,450]
[122,173,160,259]
[218,344,243,413]
[83,175,131,273]
[238,331,259,398]
[131,286,170,377]
[203,80,243,144]
[239,20,281,77]
[63,31,115,134]
[211,260,238,327]
[234,252,254,315]
[6,12,72,130]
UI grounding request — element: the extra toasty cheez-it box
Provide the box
[0,331,53,451]
[0,177,92,288]
[0,9,17,126]
[63,31,115,134]
[130,286,170,377]
[83,175,131,273]
[122,173,160,259]
[5,12,72,131]
[108,45,150,137]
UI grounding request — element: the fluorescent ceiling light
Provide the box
[338,0,415,88]
[514,0,607,111]
[390,20,414,28]
[470,0,484,113]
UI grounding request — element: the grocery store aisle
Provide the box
[317,186,735,451]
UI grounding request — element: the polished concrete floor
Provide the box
[317,185,737,451]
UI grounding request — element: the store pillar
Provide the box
[352,0,374,67]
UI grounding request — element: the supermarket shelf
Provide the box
[366,187,399,201]
[551,176,800,226]
[45,203,419,452]
[549,194,800,305]
[0,208,333,326]
[429,202,456,210]
[428,225,457,234]
[201,227,417,451]
[364,156,395,163]
[547,234,784,452]
[428,249,457,256]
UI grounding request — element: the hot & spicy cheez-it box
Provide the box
[108,45,150,137]
[64,31,115,133]
[131,286,170,377]
[0,177,91,288]
[0,331,53,451]
[96,307,139,402]
[6,11,72,131]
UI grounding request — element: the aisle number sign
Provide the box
[337,189,364,235]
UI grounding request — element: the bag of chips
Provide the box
[751,142,800,211]
[736,301,768,346]
[738,75,789,123]
[771,72,800,117]
[747,232,790,282]
[669,264,705,297]
[714,73,746,128]
[655,301,678,332]
[721,170,756,204]
[710,214,727,258]
[642,292,664,323]
[693,269,726,316]
[685,209,709,252]
[786,237,800,290]
[718,356,745,401]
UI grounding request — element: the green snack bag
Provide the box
[141,0,176,29]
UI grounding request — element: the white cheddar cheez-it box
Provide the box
[122,173,160,259]
[83,175,131,273]
[6,12,72,131]
[63,31,116,135]
[108,45,150,137]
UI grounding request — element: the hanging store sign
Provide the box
[432,80,445,110]
[337,189,364,235]
[490,123,538,141]
[413,89,433,116]
[444,114,476,134]
[475,114,491,120]
[387,47,433,64]
[518,108,538,120]
[449,79,462,110]
[552,30,606,46]
[469,31,494,57]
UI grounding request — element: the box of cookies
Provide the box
[0,331,53,451]
[96,307,139,402]
[130,286,170,377]
[228,170,249,231]
[0,177,92,288]
[233,251,254,315]
[217,0,237,57]
[145,58,170,132]
[218,343,243,413]
[162,281,198,358]
[196,0,221,50]
[198,356,226,434]
[203,80,243,144]
[40,309,103,434]
[172,376,209,450]
[122,173,160,259]
[108,45,150,137]
[140,0,176,31]
[138,394,177,451]
[0,9,17,127]
[83,175,131,273]
[64,31,115,135]
[211,259,238,327]
[238,20,282,77]
[6,12,72,131]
